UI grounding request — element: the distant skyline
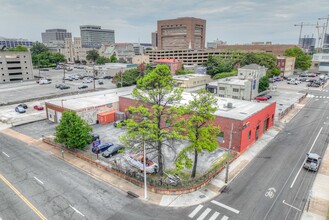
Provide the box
[1,0,328,45]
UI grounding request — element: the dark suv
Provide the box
[92,143,113,154]
[102,144,124,158]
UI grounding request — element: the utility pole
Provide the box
[319,15,329,49]
[143,140,147,199]
[225,123,234,184]
[63,64,66,83]
[93,64,96,90]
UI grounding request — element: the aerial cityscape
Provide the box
[0,1,329,220]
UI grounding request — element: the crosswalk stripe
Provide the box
[221,216,229,220]
[189,205,203,218]
[197,208,211,220]
[211,200,240,214]
[209,211,220,220]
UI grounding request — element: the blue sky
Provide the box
[1,0,328,45]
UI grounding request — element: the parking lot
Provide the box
[0,67,117,105]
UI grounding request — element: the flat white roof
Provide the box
[46,87,134,111]
[208,77,249,86]
[121,91,273,121]
[173,74,208,81]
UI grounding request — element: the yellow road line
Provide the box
[0,174,47,220]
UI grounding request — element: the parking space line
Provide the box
[33,176,44,185]
[69,205,85,217]
[211,200,240,214]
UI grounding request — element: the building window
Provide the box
[219,87,225,90]
[233,88,239,92]
[248,130,251,140]
[218,94,225,97]
[232,96,239,99]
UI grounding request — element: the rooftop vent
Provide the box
[227,102,233,108]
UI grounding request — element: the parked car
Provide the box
[55,84,64,88]
[307,83,320,87]
[303,153,321,172]
[269,78,276,83]
[59,84,70,90]
[274,77,284,81]
[33,105,44,110]
[307,73,317,77]
[103,75,113,79]
[297,77,307,82]
[102,144,124,158]
[313,80,324,86]
[92,142,113,154]
[125,154,159,174]
[83,78,93,83]
[255,96,268,101]
[114,119,126,127]
[39,79,51,85]
[18,104,28,109]
[98,80,104,85]
[15,106,26,113]
[78,84,88,89]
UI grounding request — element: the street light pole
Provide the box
[143,140,147,199]
[93,64,96,90]
[225,123,234,184]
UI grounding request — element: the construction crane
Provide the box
[294,22,316,46]
[318,15,329,48]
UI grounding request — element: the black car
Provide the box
[18,103,28,109]
[103,76,113,79]
[78,84,88,89]
[92,143,113,154]
[307,83,320,87]
[102,144,124,158]
[59,84,70,90]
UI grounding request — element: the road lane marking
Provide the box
[290,127,323,188]
[189,205,203,218]
[69,205,85,217]
[33,176,44,185]
[197,208,211,220]
[282,200,301,212]
[0,174,47,220]
[221,216,229,220]
[209,212,220,220]
[2,152,9,157]
[211,200,240,214]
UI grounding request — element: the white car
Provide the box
[125,154,158,174]
[287,80,301,85]
[83,78,93,83]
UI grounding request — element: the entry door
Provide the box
[256,125,260,140]
[263,118,269,132]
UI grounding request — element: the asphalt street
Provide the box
[184,88,329,220]
[0,133,187,220]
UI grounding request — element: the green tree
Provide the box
[259,76,269,93]
[96,56,111,64]
[55,111,92,149]
[284,47,312,70]
[175,69,195,75]
[110,54,118,63]
[267,68,281,78]
[175,89,219,178]
[112,68,140,87]
[122,65,185,176]
[240,52,276,69]
[206,55,237,77]
[32,51,65,67]
[8,45,28,52]
[213,70,237,79]
[86,50,100,63]
[30,42,48,55]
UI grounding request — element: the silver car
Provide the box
[303,153,321,172]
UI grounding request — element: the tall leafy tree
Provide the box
[96,56,111,64]
[240,52,277,69]
[30,42,48,55]
[206,55,236,77]
[110,54,118,63]
[284,47,312,70]
[55,111,92,149]
[175,89,219,178]
[122,64,185,176]
[86,50,100,63]
[259,76,269,92]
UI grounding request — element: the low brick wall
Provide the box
[42,137,238,195]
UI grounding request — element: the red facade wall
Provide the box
[119,96,276,153]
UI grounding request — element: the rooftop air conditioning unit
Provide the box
[227,102,233,108]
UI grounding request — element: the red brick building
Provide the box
[153,58,183,74]
[118,93,276,153]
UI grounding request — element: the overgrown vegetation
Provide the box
[30,42,65,67]
[213,70,237,79]
[284,47,312,71]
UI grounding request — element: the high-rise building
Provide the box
[80,25,115,49]
[157,17,206,50]
[41,29,72,46]
[299,36,316,53]
[0,36,33,48]
[151,32,158,48]
[0,51,33,83]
